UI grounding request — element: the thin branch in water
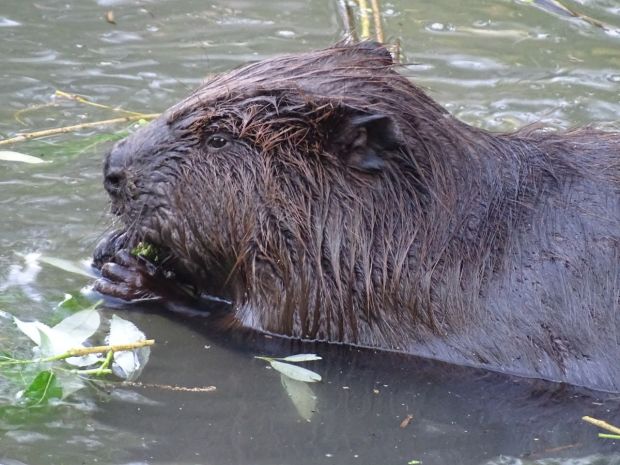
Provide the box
[357,0,371,39]
[124,381,217,393]
[13,102,58,126]
[72,367,113,376]
[55,90,151,118]
[582,416,620,435]
[389,37,402,64]
[370,0,384,42]
[336,0,356,41]
[0,340,155,367]
[65,339,155,357]
[0,114,160,146]
[531,0,618,34]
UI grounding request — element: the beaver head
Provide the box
[101,43,476,338]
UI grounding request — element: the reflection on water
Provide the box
[89,313,620,465]
[0,0,619,464]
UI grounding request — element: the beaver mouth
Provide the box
[93,224,168,271]
[95,195,176,273]
[132,213,208,288]
[116,196,172,259]
[99,188,213,299]
[128,221,177,274]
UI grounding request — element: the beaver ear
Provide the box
[329,113,400,173]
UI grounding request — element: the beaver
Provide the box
[93,42,620,392]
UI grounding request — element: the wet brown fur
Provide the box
[98,43,620,392]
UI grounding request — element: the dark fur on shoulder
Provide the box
[96,43,620,392]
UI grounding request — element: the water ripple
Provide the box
[0,17,20,27]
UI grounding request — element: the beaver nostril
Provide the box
[104,169,126,196]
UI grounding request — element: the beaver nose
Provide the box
[104,168,125,197]
[103,141,129,197]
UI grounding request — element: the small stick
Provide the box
[13,102,58,126]
[0,340,155,366]
[336,0,354,39]
[533,0,612,31]
[370,0,384,42]
[582,416,620,435]
[65,340,155,357]
[55,90,149,118]
[125,381,217,393]
[392,38,402,63]
[0,114,159,146]
[400,414,414,428]
[357,0,371,39]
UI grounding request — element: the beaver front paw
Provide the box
[94,250,160,301]
[94,247,200,304]
[92,230,131,270]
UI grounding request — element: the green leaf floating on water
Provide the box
[280,373,317,421]
[106,315,150,381]
[3,296,154,407]
[13,318,50,348]
[21,370,63,406]
[13,306,102,366]
[57,293,91,311]
[39,256,95,278]
[255,353,322,383]
[269,361,322,383]
[0,150,48,164]
[280,354,322,362]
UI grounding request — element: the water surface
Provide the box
[1,1,619,464]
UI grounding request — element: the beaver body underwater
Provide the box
[93,43,620,392]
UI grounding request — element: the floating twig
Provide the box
[55,90,149,118]
[13,102,58,126]
[582,416,620,435]
[125,381,217,393]
[357,0,371,39]
[105,10,116,25]
[370,0,384,42]
[390,38,402,63]
[0,114,159,146]
[66,340,155,356]
[336,0,356,41]
[531,0,617,34]
[400,414,414,428]
[0,339,155,366]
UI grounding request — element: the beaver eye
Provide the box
[206,134,228,149]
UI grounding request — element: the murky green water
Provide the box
[1,1,619,464]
